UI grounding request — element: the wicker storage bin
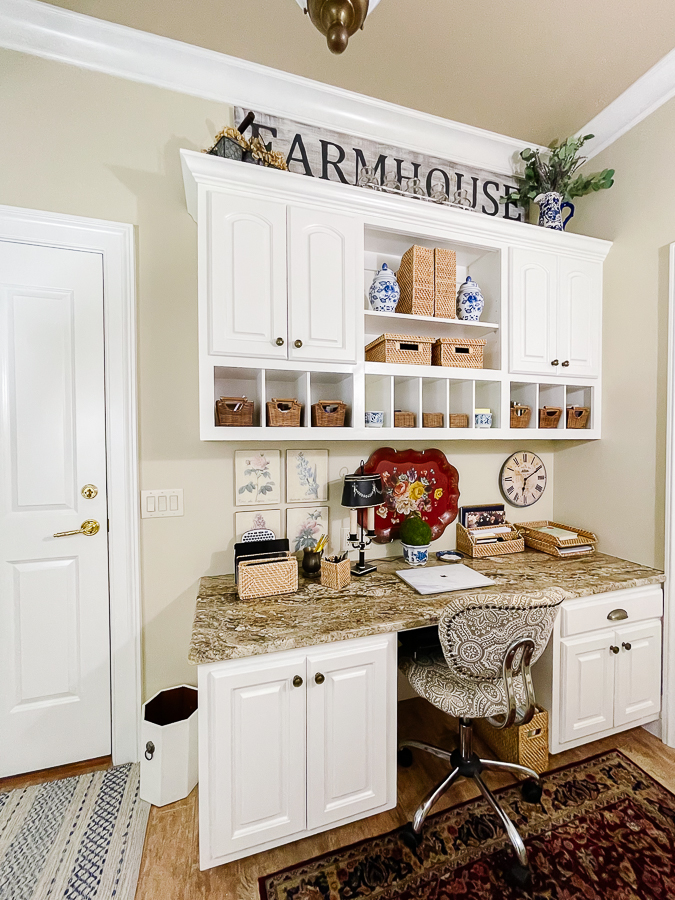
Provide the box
[432,338,485,369]
[520,520,597,558]
[238,554,298,600]
[267,398,302,427]
[567,406,590,429]
[539,407,562,429]
[423,412,444,428]
[396,245,434,317]
[474,706,549,775]
[215,396,254,427]
[320,558,351,590]
[311,400,347,427]
[456,522,525,558]
[433,248,457,319]
[365,334,433,366]
[510,404,532,428]
[394,410,416,428]
[449,413,470,428]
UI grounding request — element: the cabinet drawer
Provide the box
[561,585,663,637]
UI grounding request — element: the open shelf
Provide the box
[364,309,499,338]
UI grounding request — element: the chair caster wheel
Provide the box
[397,746,413,768]
[505,862,532,891]
[399,822,423,851]
[521,778,542,804]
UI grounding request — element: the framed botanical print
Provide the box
[286,506,329,553]
[234,450,281,506]
[234,509,282,540]
[286,449,328,503]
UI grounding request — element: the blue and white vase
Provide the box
[402,543,430,566]
[535,191,575,231]
[456,276,484,321]
[368,263,400,312]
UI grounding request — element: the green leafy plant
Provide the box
[399,514,432,547]
[502,134,614,207]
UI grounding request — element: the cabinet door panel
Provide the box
[560,630,614,743]
[288,206,360,362]
[306,636,394,830]
[558,257,601,377]
[199,656,306,867]
[207,192,287,358]
[509,248,558,375]
[614,620,662,727]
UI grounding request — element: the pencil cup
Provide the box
[320,558,351,589]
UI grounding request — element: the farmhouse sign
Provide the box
[234,107,525,221]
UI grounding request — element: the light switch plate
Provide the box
[141,489,184,518]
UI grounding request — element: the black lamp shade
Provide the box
[341,473,383,509]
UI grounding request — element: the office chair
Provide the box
[398,588,566,888]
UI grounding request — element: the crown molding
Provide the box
[0,0,541,176]
[581,47,675,159]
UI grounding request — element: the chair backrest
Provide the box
[438,588,567,685]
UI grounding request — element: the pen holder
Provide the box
[302,548,323,577]
[320,558,351,589]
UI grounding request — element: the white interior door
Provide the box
[0,240,111,777]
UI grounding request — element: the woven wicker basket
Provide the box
[510,404,532,428]
[396,245,434,317]
[266,398,302,427]
[215,396,254,427]
[320,558,351,589]
[238,554,298,600]
[433,248,457,319]
[456,522,525,558]
[423,412,444,428]
[474,706,549,775]
[432,338,485,369]
[449,413,470,428]
[567,406,590,429]
[394,410,416,428]
[539,407,562,429]
[519,520,597,558]
[365,334,433,366]
[311,401,347,427]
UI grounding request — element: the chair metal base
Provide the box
[399,717,540,870]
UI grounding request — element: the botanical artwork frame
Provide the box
[234,509,282,540]
[286,449,328,503]
[286,507,329,553]
[234,450,281,506]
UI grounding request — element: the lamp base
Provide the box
[351,562,377,577]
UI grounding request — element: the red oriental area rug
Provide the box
[259,751,675,899]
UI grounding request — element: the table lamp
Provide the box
[341,462,384,576]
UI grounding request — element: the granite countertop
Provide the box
[189,551,665,664]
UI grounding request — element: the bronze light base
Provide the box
[306,0,370,54]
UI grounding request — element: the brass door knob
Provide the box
[81,484,98,500]
[53,519,100,538]
[275,337,285,346]
[561,360,570,367]
[315,672,325,685]
[551,359,559,367]
[294,339,303,349]
[610,645,620,654]
[622,642,632,651]
[292,675,303,687]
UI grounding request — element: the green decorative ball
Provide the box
[399,515,432,546]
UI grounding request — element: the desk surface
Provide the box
[189,551,664,664]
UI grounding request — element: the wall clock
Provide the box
[499,451,547,508]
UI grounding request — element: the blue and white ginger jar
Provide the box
[456,276,484,321]
[368,263,400,312]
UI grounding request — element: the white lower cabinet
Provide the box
[198,633,397,869]
[560,630,616,744]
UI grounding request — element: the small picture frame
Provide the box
[235,509,282,541]
[286,506,329,553]
[460,503,506,530]
[286,449,328,503]
[235,450,281,506]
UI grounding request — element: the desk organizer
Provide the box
[396,245,434,316]
[456,522,524,558]
[215,396,254,427]
[433,248,457,319]
[474,706,549,775]
[320,558,351,589]
[238,553,298,599]
[539,406,562,428]
[567,406,590,429]
[266,398,303,427]
[311,400,347,427]
[394,410,416,428]
[423,412,444,428]
[510,404,531,428]
[365,333,433,366]
[519,520,597,558]
[432,338,485,368]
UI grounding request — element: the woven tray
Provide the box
[320,558,351,589]
[474,706,549,775]
[456,522,525,558]
[432,338,485,369]
[510,404,531,428]
[238,554,298,600]
[567,406,590,429]
[519,520,597,558]
[396,245,434,317]
[433,248,457,319]
[365,334,433,366]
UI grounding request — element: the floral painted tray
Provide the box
[361,448,460,543]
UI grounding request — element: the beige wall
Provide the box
[555,98,675,569]
[0,50,559,699]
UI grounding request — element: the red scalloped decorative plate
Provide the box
[361,448,460,544]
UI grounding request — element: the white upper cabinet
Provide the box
[288,206,360,363]
[557,256,602,378]
[207,192,288,359]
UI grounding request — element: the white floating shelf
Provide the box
[364,309,499,337]
[364,361,504,379]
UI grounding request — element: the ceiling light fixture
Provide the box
[295,0,382,54]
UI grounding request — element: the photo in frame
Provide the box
[234,509,282,541]
[286,506,329,553]
[286,450,328,503]
[235,450,281,506]
[460,504,506,529]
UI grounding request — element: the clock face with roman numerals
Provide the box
[499,451,547,508]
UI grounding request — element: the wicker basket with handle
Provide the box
[456,522,525,558]
[567,406,590,429]
[396,245,434,317]
[432,338,485,369]
[320,558,351,590]
[510,404,532,428]
[266,398,302,427]
[311,400,347,427]
[215,396,254,427]
[433,248,457,319]
[394,410,416,428]
[423,412,444,428]
[539,407,562,428]
[238,553,298,600]
[365,334,433,366]
[474,706,549,775]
